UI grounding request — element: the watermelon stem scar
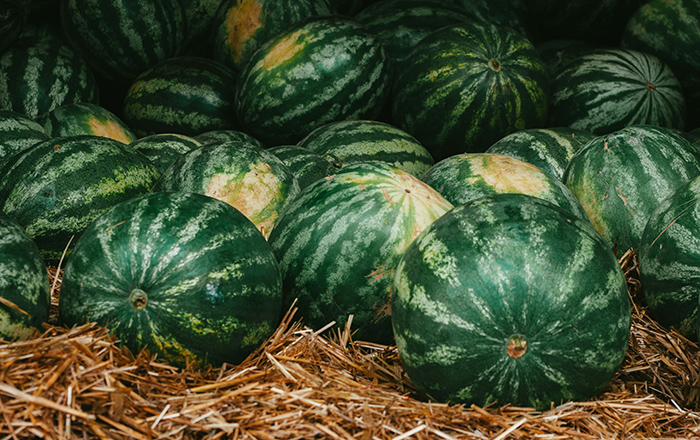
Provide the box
[508,335,527,358]
[129,289,148,310]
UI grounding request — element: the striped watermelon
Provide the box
[449,0,534,40]
[130,133,202,173]
[0,36,99,119]
[235,16,391,146]
[194,129,264,149]
[391,20,549,161]
[180,0,226,53]
[563,125,700,255]
[267,145,337,189]
[485,127,596,180]
[297,120,434,177]
[268,161,453,343]
[0,210,50,341]
[0,110,50,168]
[549,48,686,134]
[392,193,631,409]
[422,153,589,221]
[152,140,300,239]
[639,175,700,340]
[59,191,283,368]
[0,135,161,262]
[0,0,30,53]
[122,56,240,137]
[37,102,137,143]
[60,0,186,84]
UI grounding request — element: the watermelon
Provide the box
[194,129,264,149]
[0,0,30,53]
[180,0,227,53]
[298,120,434,177]
[152,140,300,239]
[535,39,596,80]
[37,102,137,143]
[0,110,50,168]
[130,133,202,173]
[235,16,391,146]
[267,161,453,343]
[563,125,700,255]
[422,153,589,221]
[485,127,596,180]
[0,135,161,262]
[448,0,534,41]
[549,48,686,135]
[122,56,240,137]
[391,193,631,409]
[267,145,337,189]
[0,210,50,341]
[59,191,283,368]
[391,20,548,161]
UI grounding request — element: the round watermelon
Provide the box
[130,133,202,173]
[37,102,137,143]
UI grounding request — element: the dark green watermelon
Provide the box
[267,145,337,189]
[130,133,202,173]
[37,102,137,143]
[0,0,30,53]
[0,110,50,168]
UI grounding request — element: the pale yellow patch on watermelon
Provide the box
[225,0,264,63]
[0,312,36,340]
[469,154,549,196]
[262,28,306,70]
[87,119,135,144]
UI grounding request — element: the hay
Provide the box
[2,251,700,439]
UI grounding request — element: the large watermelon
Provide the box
[391,193,631,409]
[59,191,283,368]
[37,102,137,143]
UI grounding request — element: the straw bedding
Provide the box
[2,250,700,439]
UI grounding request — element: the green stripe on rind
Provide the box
[59,191,283,367]
[267,145,336,189]
[639,175,700,340]
[391,20,548,162]
[131,133,202,173]
[235,16,391,146]
[485,127,595,180]
[422,153,589,222]
[0,211,50,341]
[152,141,301,239]
[60,0,186,84]
[122,56,240,137]
[298,120,434,177]
[37,102,137,143]
[0,37,99,120]
[391,194,630,409]
[563,125,700,255]
[0,110,49,167]
[0,135,161,262]
[194,129,264,148]
[267,161,453,343]
[549,48,686,135]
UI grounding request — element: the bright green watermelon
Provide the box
[391,193,631,409]
[59,191,283,368]
[37,102,137,143]
[0,210,50,341]
[268,161,453,343]
[130,133,202,173]
[267,145,337,189]
[0,110,50,168]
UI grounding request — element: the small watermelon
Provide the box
[37,102,137,143]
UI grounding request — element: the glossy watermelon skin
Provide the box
[0,110,50,168]
[392,194,631,409]
[60,0,186,84]
[59,191,283,368]
[422,153,589,221]
[37,102,137,143]
[236,16,391,146]
[0,135,161,262]
[638,175,700,339]
[268,161,453,343]
[391,20,549,162]
[485,127,595,180]
[267,145,337,189]
[0,36,99,119]
[152,141,300,239]
[122,56,240,137]
[130,133,202,173]
[549,48,686,134]
[0,211,50,341]
[563,125,700,255]
[298,120,434,177]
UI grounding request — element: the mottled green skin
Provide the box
[60,0,186,84]
[549,48,686,135]
[236,16,391,146]
[152,140,300,239]
[268,161,453,343]
[448,0,533,40]
[563,125,700,256]
[37,102,137,143]
[0,37,99,119]
[0,110,50,168]
[422,153,589,222]
[267,145,337,189]
[535,39,595,80]
[639,176,700,340]
[298,120,434,177]
[391,20,548,161]
[392,194,631,409]
[0,211,50,341]
[194,129,264,149]
[212,0,332,71]
[122,56,239,138]
[59,191,283,368]
[485,127,596,180]
[180,0,225,53]
[0,135,161,262]
[621,0,700,129]
[0,0,30,53]
[131,134,202,173]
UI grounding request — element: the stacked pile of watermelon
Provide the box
[1,0,700,411]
